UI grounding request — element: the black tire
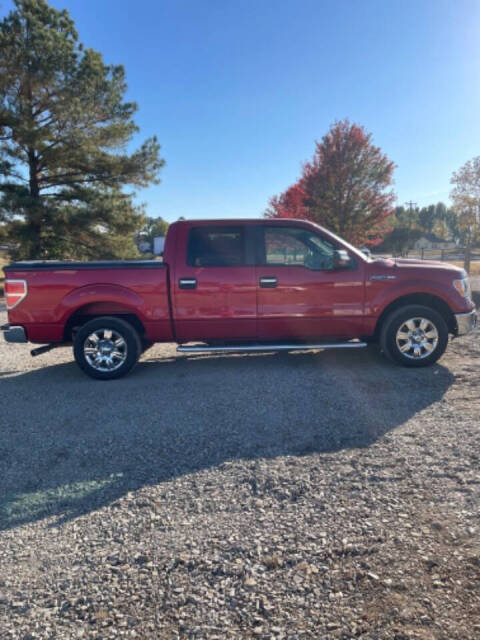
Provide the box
[379,304,448,367]
[141,338,154,353]
[73,316,142,380]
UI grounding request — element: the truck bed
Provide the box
[4,260,173,344]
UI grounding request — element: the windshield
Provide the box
[306,222,373,262]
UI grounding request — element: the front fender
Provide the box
[366,278,457,317]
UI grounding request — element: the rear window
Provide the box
[186,226,246,267]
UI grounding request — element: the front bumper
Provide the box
[454,309,477,336]
[1,324,28,343]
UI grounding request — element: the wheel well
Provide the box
[374,293,456,337]
[63,309,146,342]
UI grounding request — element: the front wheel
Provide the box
[379,305,448,367]
[73,316,142,379]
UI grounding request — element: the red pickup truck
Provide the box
[2,219,476,379]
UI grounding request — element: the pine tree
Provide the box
[0,0,164,260]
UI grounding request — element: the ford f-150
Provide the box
[2,219,477,379]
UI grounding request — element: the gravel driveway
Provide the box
[0,295,479,639]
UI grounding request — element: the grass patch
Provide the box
[1,473,124,528]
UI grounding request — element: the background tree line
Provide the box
[381,202,460,254]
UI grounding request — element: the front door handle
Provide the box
[179,278,197,289]
[259,276,277,288]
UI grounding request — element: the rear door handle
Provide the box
[179,278,197,289]
[259,276,277,288]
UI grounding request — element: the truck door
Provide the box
[255,224,365,340]
[173,223,257,342]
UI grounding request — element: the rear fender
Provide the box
[59,284,146,324]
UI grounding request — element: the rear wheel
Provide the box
[73,316,141,379]
[379,304,448,367]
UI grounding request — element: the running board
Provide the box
[177,341,367,354]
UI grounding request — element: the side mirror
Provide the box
[333,249,352,269]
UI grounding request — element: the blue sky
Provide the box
[3,0,480,221]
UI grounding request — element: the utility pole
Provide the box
[405,201,417,229]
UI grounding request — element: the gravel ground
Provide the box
[0,291,479,639]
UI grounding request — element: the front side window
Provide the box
[263,226,337,270]
[187,226,246,267]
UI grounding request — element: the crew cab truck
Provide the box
[2,219,477,380]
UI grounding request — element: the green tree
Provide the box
[435,202,448,220]
[450,157,480,273]
[0,0,164,260]
[432,219,449,240]
[380,205,420,254]
[392,205,419,230]
[444,208,461,243]
[417,202,460,241]
[380,226,422,255]
[382,201,464,254]
[418,205,436,233]
[138,216,169,252]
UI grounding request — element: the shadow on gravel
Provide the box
[0,346,455,530]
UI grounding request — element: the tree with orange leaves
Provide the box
[266,120,396,246]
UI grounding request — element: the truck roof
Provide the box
[172,218,312,225]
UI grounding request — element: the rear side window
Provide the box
[187,226,246,267]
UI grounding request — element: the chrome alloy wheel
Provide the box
[395,317,439,360]
[83,328,128,372]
